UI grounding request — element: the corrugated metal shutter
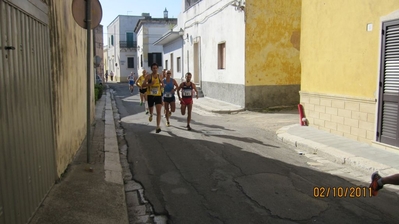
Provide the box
[0,1,55,223]
[377,19,399,146]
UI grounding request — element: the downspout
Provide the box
[181,35,184,83]
[198,36,202,88]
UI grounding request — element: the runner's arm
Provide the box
[136,77,141,88]
[172,80,179,93]
[159,75,164,88]
[192,83,199,99]
[142,75,151,88]
[176,83,183,100]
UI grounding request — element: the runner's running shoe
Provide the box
[369,171,383,196]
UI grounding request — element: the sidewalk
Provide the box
[194,97,399,181]
[193,97,245,113]
[29,89,129,224]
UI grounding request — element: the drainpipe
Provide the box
[181,35,184,83]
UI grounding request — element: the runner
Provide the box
[176,72,198,131]
[161,69,167,117]
[142,63,164,133]
[127,72,137,94]
[136,70,149,114]
[369,171,399,196]
[162,70,179,127]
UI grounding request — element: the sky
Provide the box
[98,0,182,45]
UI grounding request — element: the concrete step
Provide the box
[196,85,205,98]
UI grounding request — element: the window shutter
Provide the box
[377,19,399,146]
[148,53,153,66]
[156,53,162,66]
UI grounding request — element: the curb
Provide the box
[276,125,399,177]
[104,88,129,224]
[104,90,124,184]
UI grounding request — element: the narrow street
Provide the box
[110,83,399,224]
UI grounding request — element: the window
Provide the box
[127,57,134,68]
[177,57,181,72]
[126,32,134,48]
[140,54,143,67]
[165,60,168,70]
[111,35,114,46]
[218,42,226,69]
[148,53,162,66]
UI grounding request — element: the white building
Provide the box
[153,29,184,81]
[134,13,177,75]
[107,15,144,82]
[156,0,246,106]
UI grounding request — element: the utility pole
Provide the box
[86,0,92,163]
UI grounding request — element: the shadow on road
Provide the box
[109,83,399,224]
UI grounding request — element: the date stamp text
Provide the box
[313,186,372,198]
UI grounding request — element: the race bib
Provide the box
[151,88,159,95]
[164,92,172,98]
[182,89,192,97]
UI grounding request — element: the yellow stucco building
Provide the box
[300,0,399,149]
[245,0,302,109]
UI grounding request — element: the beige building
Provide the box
[300,0,399,150]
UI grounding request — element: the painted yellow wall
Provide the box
[245,0,301,86]
[49,0,94,177]
[301,0,399,98]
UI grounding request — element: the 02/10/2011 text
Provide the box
[313,186,372,198]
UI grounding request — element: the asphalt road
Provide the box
[110,83,399,224]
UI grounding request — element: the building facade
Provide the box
[135,14,177,74]
[173,0,301,108]
[107,15,143,82]
[300,0,399,150]
[245,0,301,109]
[154,29,184,80]
[103,45,109,80]
[94,24,104,81]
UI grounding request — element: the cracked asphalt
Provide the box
[110,83,399,224]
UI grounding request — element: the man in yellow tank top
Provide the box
[142,63,164,133]
[136,70,149,114]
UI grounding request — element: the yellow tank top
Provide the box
[147,74,162,96]
[137,75,146,87]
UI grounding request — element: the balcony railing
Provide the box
[120,41,137,48]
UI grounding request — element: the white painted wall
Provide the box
[163,38,184,80]
[136,21,177,74]
[136,26,146,73]
[107,15,143,82]
[181,0,245,85]
[107,18,119,78]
